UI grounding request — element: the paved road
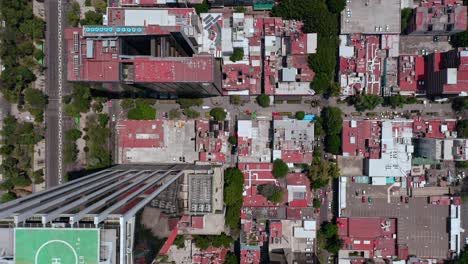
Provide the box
[44,0,64,188]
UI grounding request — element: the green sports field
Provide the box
[15,228,99,264]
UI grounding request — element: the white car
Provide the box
[202,106,210,109]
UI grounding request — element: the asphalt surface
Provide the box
[44,0,62,188]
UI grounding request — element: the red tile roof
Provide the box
[398,55,426,92]
[342,120,382,158]
[191,216,205,229]
[239,163,288,207]
[414,0,467,33]
[340,34,382,95]
[117,120,165,148]
[132,56,215,83]
[193,247,229,264]
[338,217,397,258]
[269,221,282,239]
[412,117,457,139]
[240,249,261,264]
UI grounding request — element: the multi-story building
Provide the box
[65,8,222,97]
[272,117,315,164]
[414,138,468,161]
[407,0,467,35]
[426,49,468,97]
[0,164,223,264]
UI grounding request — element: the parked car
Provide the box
[362,190,366,195]
[362,196,366,203]
[368,197,373,204]
[328,201,332,209]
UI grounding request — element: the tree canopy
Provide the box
[210,108,227,121]
[295,111,305,120]
[451,30,468,48]
[176,98,203,108]
[318,222,343,254]
[401,8,413,34]
[223,168,244,231]
[183,108,200,119]
[256,94,270,107]
[272,159,289,178]
[321,107,343,135]
[457,120,468,138]
[193,233,233,250]
[326,0,346,13]
[127,103,156,120]
[452,97,468,111]
[325,134,341,154]
[346,94,383,112]
[64,84,92,117]
[257,184,284,203]
[230,47,244,62]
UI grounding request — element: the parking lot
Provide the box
[342,182,450,259]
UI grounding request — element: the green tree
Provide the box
[0,179,14,191]
[67,1,81,27]
[384,95,406,108]
[456,161,468,169]
[318,222,343,254]
[193,0,209,14]
[0,145,15,155]
[454,247,468,264]
[224,168,244,206]
[401,8,413,33]
[173,235,185,249]
[230,95,242,105]
[256,94,270,107]
[183,108,200,119]
[272,159,288,178]
[127,104,156,120]
[176,98,203,108]
[457,120,468,138]
[257,184,284,203]
[347,94,383,112]
[169,109,181,120]
[11,175,32,187]
[98,113,109,127]
[65,128,82,141]
[452,31,468,48]
[223,168,244,231]
[452,97,468,111]
[325,134,341,154]
[120,98,135,109]
[92,101,103,113]
[230,48,244,62]
[234,6,247,13]
[64,141,79,164]
[313,198,321,208]
[32,169,45,184]
[210,108,227,121]
[328,162,340,178]
[295,111,305,120]
[81,11,103,25]
[321,107,343,135]
[193,235,211,250]
[228,136,237,145]
[0,192,16,203]
[311,72,331,95]
[24,88,47,108]
[314,117,324,138]
[224,252,238,264]
[326,0,346,13]
[211,233,233,248]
